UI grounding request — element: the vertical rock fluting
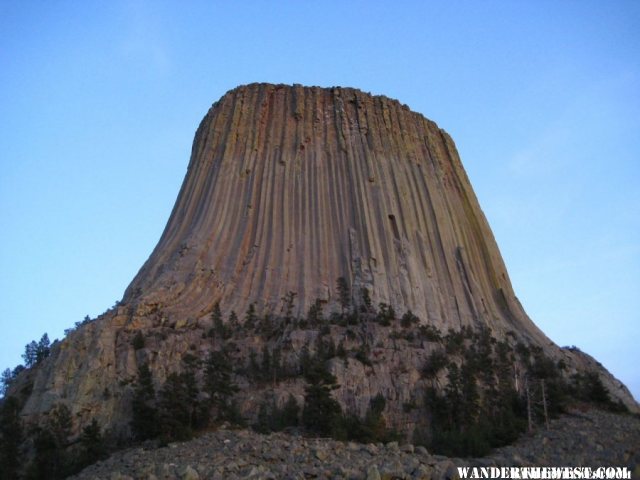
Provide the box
[124,83,543,342]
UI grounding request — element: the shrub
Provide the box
[421,350,448,379]
[400,310,419,328]
[376,303,395,326]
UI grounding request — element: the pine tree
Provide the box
[460,361,479,429]
[584,372,611,404]
[360,287,373,313]
[400,310,419,328]
[299,345,312,377]
[28,404,73,480]
[376,303,395,326]
[211,302,225,339]
[302,361,342,437]
[336,277,351,314]
[78,418,106,469]
[36,334,51,363]
[282,291,297,322]
[244,303,257,329]
[49,404,72,448]
[261,347,271,382]
[29,425,60,479]
[253,401,271,434]
[443,363,463,431]
[1,368,13,397]
[158,372,192,441]
[259,313,273,338]
[181,353,202,428]
[22,340,38,368]
[271,347,282,384]
[203,350,238,421]
[307,299,324,326]
[361,394,390,442]
[227,311,238,338]
[280,394,300,428]
[247,350,260,380]
[0,396,23,479]
[421,350,447,382]
[131,363,158,441]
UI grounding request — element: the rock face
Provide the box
[123,83,541,339]
[15,83,638,435]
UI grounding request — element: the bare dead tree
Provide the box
[524,376,533,433]
[540,379,549,429]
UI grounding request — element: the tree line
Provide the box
[0,277,630,475]
[0,401,106,480]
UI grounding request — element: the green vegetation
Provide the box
[130,347,243,446]
[63,315,94,336]
[131,363,158,441]
[158,372,193,441]
[21,333,50,369]
[400,310,419,328]
[244,302,258,329]
[0,396,23,478]
[376,302,395,326]
[412,326,629,457]
[1,316,98,399]
[209,301,231,339]
[77,419,106,469]
[344,394,399,444]
[570,371,627,412]
[0,368,14,397]
[302,359,343,437]
[253,394,300,434]
[0,278,630,477]
[204,349,239,421]
[336,277,351,313]
[2,401,106,480]
[26,404,73,479]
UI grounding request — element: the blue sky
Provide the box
[1,1,638,400]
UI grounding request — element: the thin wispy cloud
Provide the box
[508,126,571,178]
[119,1,171,73]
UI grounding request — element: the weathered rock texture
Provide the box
[15,84,638,435]
[124,83,541,339]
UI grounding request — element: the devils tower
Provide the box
[9,84,637,448]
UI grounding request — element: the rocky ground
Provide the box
[70,409,640,480]
[481,408,639,468]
